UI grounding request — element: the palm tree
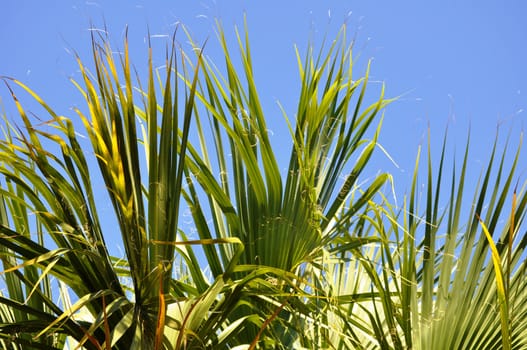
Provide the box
[348,131,527,350]
[0,21,525,349]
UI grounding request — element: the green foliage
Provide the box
[0,21,525,349]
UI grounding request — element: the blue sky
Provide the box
[1,1,526,203]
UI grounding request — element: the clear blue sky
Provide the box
[1,1,526,203]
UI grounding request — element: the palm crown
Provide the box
[0,22,526,350]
